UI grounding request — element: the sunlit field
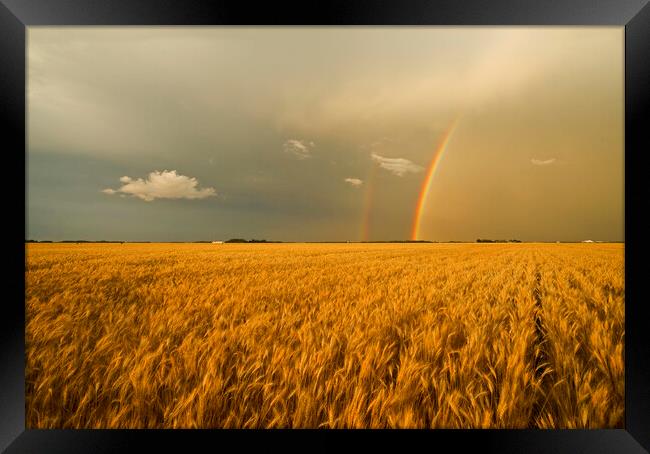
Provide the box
[25,243,624,428]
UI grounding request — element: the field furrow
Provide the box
[25,243,624,428]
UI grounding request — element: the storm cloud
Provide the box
[27,27,623,242]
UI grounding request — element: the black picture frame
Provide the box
[2,0,648,452]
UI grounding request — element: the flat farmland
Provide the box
[25,243,624,428]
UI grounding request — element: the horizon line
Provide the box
[25,239,625,244]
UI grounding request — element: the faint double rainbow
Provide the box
[360,164,378,242]
[359,116,461,242]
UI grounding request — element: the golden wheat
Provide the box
[25,242,624,428]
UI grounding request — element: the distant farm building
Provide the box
[212,241,224,244]
[581,240,594,243]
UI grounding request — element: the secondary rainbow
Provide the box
[410,117,461,241]
[360,164,378,241]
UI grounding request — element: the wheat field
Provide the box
[25,242,624,428]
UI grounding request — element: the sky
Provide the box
[27,27,624,242]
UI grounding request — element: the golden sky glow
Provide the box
[28,27,623,242]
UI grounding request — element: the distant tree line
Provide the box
[25,239,125,243]
[225,239,282,243]
[25,238,536,244]
[26,239,284,244]
[476,239,522,243]
[361,240,434,243]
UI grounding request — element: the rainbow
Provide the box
[410,117,461,241]
[360,164,378,241]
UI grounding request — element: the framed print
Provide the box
[2,0,649,452]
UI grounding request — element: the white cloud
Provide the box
[531,158,557,166]
[283,139,314,159]
[102,170,217,202]
[371,153,424,177]
[345,178,363,187]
